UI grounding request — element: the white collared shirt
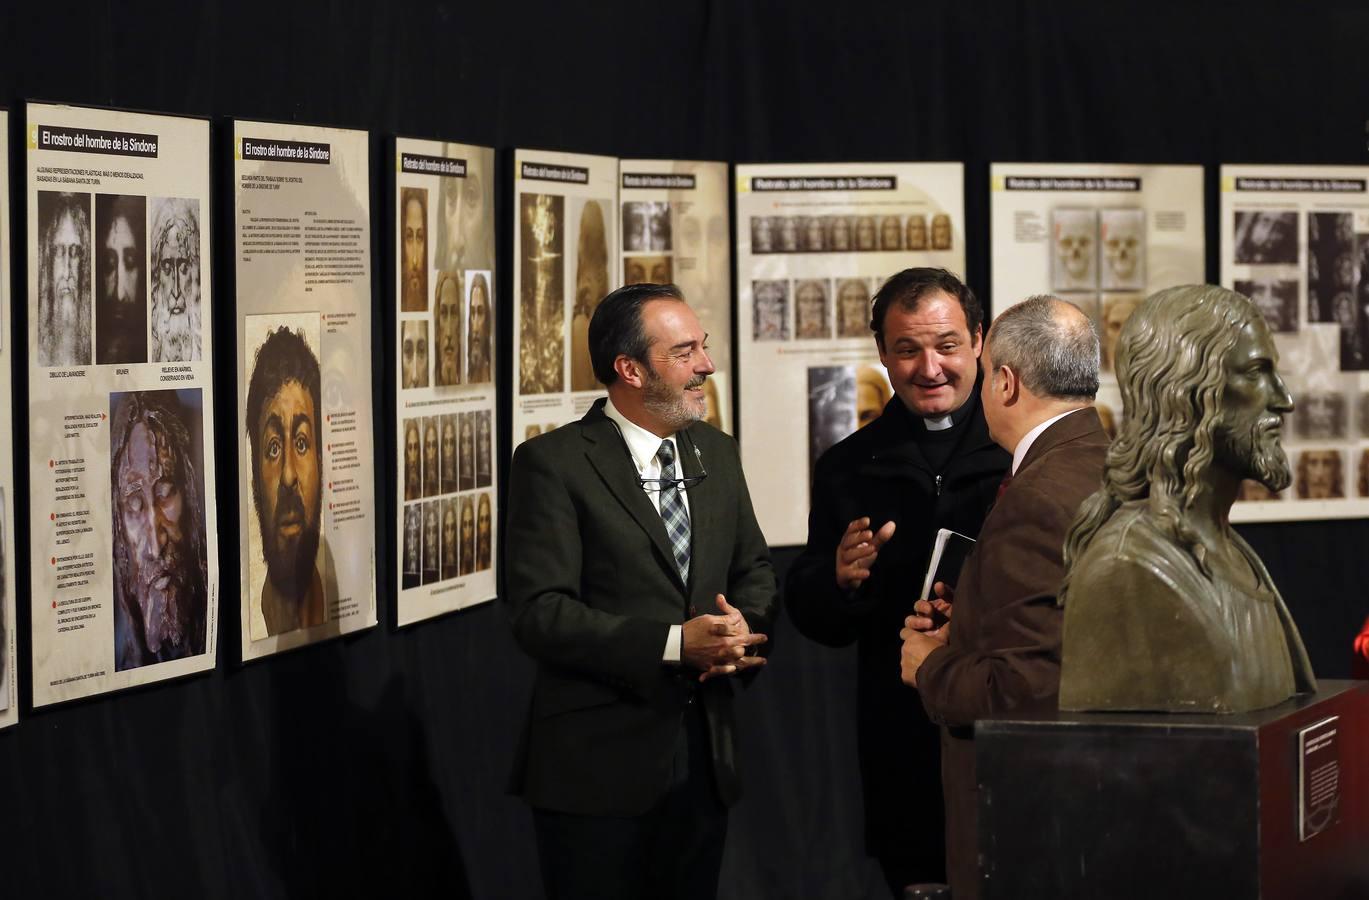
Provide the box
[1011,408,1087,475]
[604,397,691,663]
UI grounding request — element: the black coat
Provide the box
[504,399,778,816]
[785,389,1009,866]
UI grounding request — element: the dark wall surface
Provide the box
[3,2,1369,897]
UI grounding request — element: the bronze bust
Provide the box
[1058,285,1317,713]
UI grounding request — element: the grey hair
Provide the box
[987,294,1100,400]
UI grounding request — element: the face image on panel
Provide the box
[1234,210,1298,265]
[778,216,800,253]
[794,279,831,340]
[519,193,565,394]
[440,413,458,495]
[441,497,460,581]
[623,201,671,253]
[753,280,789,341]
[37,191,93,367]
[459,495,476,576]
[800,216,826,253]
[905,214,928,251]
[423,499,441,585]
[1296,448,1344,500]
[1099,208,1145,292]
[476,410,492,488]
[422,416,440,497]
[836,279,871,339]
[828,216,852,252]
[1100,294,1143,373]
[403,503,422,589]
[403,418,421,501]
[1235,278,1298,334]
[1051,208,1098,292]
[1294,392,1346,440]
[930,213,953,251]
[111,390,209,670]
[401,320,429,389]
[879,216,903,252]
[400,187,429,312]
[459,411,476,491]
[246,324,327,637]
[434,271,463,387]
[476,491,492,571]
[571,200,610,392]
[854,216,877,252]
[1237,479,1283,502]
[467,272,493,384]
[435,150,494,273]
[95,194,148,365]
[624,255,672,286]
[751,216,776,254]
[808,366,856,481]
[855,365,892,431]
[149,197,202,362]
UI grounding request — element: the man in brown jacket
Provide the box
[899,295,1109,900]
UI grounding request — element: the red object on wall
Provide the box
[1354,615,1369,680]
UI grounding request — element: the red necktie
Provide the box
[996,472,1014,501]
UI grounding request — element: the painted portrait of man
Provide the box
[403,418,421,501]
[423,499,441,585]
[459,412,475,491]
[459,495,475,576]
[149,197,202,362]
[468,272,492,384]
[400,187,428,312]
[441,497,459,580]
[423,416,440,497]
[476,410,492,488]
[1296,448,1344,500]
[95,194,148,365]
[110,391,208,670]
[246,327,327,636]
[401,320,429,389]
[37,191,92,367]
[440,413,458,495]
[476,492,492,571]
[794,279,831,339]
[435,271,463,387]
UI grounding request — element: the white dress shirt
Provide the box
[1011,407,1087,475]
[604,398,691,663]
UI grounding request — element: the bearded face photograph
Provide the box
[149,197,202,362]
[37,191,93,367]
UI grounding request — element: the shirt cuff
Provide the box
[662,624,683,664]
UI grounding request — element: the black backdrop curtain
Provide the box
[2,1,1369,897]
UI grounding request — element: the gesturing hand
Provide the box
[682,594,767,682]
[835,517,897,591]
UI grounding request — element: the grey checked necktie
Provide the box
[656,440,691,583]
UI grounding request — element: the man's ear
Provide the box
[971,325,983,358]
[996,364,1021,405]
[614,354,644,389]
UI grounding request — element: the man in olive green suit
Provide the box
[504,283,778,900]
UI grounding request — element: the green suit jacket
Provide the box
[504,399,778,816]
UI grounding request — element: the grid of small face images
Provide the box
[401,410,493,587]
[750,213,953,254]
[1237,390,1369,502]
[1048,207,1147,376]
[752,277,882,342]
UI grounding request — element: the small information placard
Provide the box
[1298,715,1341,841]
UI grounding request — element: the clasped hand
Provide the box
[899,582,954,687]
[682,593,767,683]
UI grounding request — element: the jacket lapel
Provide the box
[581,405,686,591]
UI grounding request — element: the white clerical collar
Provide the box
[923,414,954,431]
[604,397,678,474]
[1011,408,1085,475]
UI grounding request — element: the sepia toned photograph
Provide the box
[519,193,565,394]
[111,390,208,670]
[1294,392,1346,440]
[570,199,609,392]
[401,319,429,389]
[476,491,492,571]
[37,191,93,367]
[440,413,458,495]
[400,187,429,312]
[422,499,441,585]
[622,201,671,253]
[435,147,494,274]
[753,279,789,341]
[441,497,460,581]
[95,194,148,365]
[402,503,421,589]
[836,278,872,338]
[422,416,440,497]
[794,279,831,339]
[751,215,776,254]
[800,215,826,252]
[778,215,800,253]
[149,197,201,362]
[1100,294,1142,373]
[931,213,953,251]
[434,271,463,386]
[854,216,877,251]
[1235,278,1298,333]
[1234,209,1298,265]
[905,214,928,251]
[827,215,853,252]
[477,409,492,488]
[459,411,476,491]
[625,255,672,285]
[1099,208,1145,291]
[459,495,476,576]
[1296,448,1344,499]
[879,215,903,251]
[467,270,493,384]
[1051,207,1098,292]
[403,418,421,500]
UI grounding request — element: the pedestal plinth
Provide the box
[976,680,1369,899]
